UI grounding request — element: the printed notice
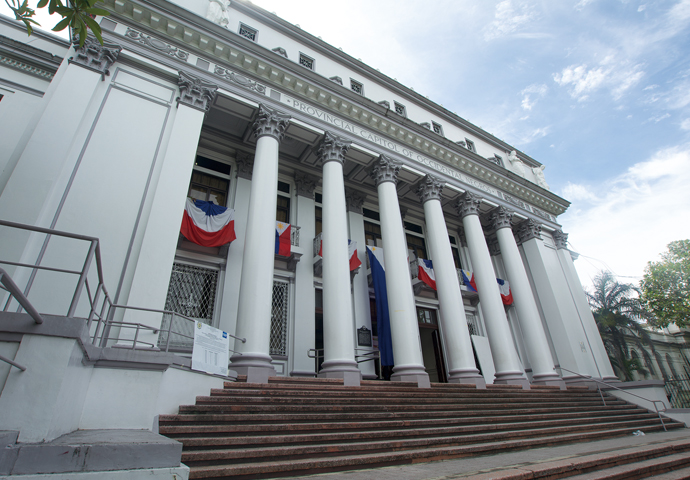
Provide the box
[191,321,229,376]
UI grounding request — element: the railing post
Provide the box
[165,313,175,353]
[67,240,97,318]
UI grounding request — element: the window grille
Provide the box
[394,102,406,116]
[158,263,219,350]
[465,139,476,152]
[466,314,484,336]
[238,23,257,41]
[350,79,363,95]
[270,280,289,356]
[432,122,443,136]
[299,53,314,70]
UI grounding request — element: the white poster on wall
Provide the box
[191,321,229,376]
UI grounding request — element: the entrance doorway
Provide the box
[417,307,447,383]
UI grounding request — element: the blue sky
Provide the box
[4,0,690,290]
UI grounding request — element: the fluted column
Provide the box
[490,207,565,388]
[370,155,430,388]
[416,176,485,387]
[317,132,361,386]
[231,104,290,383]
[455,192,529,388]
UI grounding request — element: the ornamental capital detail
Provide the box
[316,131,351,165]
[369,154,402,186]
[235,151,254,180]
[177,71,218,112]
[455,191,483,218]
[294,171,318,198]
[69,36,122,77]
[515,218,542,245]
[490,206,514,231]
[345,188,366,214]
[416,174,444,204]
[252,104,291,141]
[552,229,569,250]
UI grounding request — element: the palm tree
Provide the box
[586,271,656,381]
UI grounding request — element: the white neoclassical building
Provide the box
[0,0,620,445]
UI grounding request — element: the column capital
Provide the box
[316,131,351,166]
[490,206,514,231]
[415,174,444,204]
[252,104,291,141]
[455,191,483,218]
[369,154,402,186]
[345,187,366,214]
[177,71,218,112]
[487,235,501,257]
[69,36,122,77]
[235,151,254,180]
[294,171,319,198]
[515,218,542,245]
[552,229,569,250]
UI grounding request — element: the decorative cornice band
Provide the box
[370,154,401,187]
[294,171,318,198]
[552,229,569,250]
[235,151,254,180]
[515,218,542,245]
[69,36,122,77]
[0,54,54,79]
[125,28,189,60]
[490,206,514,231]
[316,131,351,166]
[415,174,444,204]
[177,71,218,112]
[345,188,366,214]
[252,103,291,141]
[455,191,483,218]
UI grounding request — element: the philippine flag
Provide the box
[275,222,291,256]
[180,198,236,247]
[366,246,393,366]
[497,278,513,305]
[461,269,478,292]
[418,259,437,290]
[348,240,362,271]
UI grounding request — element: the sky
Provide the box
[4,0,690,291]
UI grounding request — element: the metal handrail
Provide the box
[556,366,667,431]
[0,268,43,324]
[0,353,26,371]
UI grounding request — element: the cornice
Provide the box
[100,0,569,216]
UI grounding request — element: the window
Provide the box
[299,53,314,70]
[315,192,322,236]
[276,181,291,223]
[417,307,438,326]
[449,235,463,269]
[432,122,444,136]
[350,79,364,95]
[238,23,257,41]
[188,155,231,206]
[270,280,289,356]
[394,102,406,116]
[405,221,428,261]
[465,139,476,152]
[364,221,382,247]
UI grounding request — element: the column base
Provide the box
[318,360,362,386]
[531,372,567,390]
[494,371,531,390]
[447,369,487,389]
[391,365,431,388]
[230,353,276,384]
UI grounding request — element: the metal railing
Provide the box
[290,225,300,247]
[308,347,381,378]
[557,366,667,431]
[664,375,690,409]
[0,267,43,324]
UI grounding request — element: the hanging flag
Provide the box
[417,259,437,290]
[461,269,478,292]
[497,278,513,305]
[348,240,362,271]
[180,198,236,247]
[275,222,291,256]
[366,246,394,367]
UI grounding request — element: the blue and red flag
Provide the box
[316,238,362,272]
[418,259,437,290]
[461,269,478,292]
[367,246,393,367]
[275,222,291,256]
[497,278,513,305]
[180,198,236,247]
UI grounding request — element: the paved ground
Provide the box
[294,429,690,480]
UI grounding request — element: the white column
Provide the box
[491,207,565,388]
[417,176,485,387]
[317,133,361,386]
[346,188,376,380]
[230,104,290,383]
[370,155,430,388]
[123,73,218,346]
[290,171,318,377]
[456,192,529,388]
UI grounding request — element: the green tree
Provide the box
[587,271,655,381]
[4,0,109,46]
[642,240,690,329]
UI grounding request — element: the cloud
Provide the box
[638,4,647,12]
[484,0,538,40]
[647,113,671,123]
[574,0,597,10]
[553,61,644,101]
[681,118,690,130]
[520,84,548,111]
[559,145,690,289]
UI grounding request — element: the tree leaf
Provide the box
[83,15,102,43]
[52,16,71,32]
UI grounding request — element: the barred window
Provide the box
[299,53,314,70]
[394,102,406,116]
[238,23,257,41]
[270,281,289,356]
[465,139,476,152]
[432,122,444,136]
[350,79,363,95]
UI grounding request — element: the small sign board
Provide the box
[357,326,372,347]
[192,321,229,376]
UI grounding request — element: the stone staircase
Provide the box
[158,377,685,479]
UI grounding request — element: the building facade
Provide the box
[0,0,616,399]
